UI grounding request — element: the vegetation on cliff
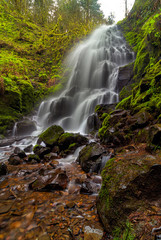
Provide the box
[117,0,161,115]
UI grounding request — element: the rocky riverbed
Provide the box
[0,125,109,240]
[1,119,161,240]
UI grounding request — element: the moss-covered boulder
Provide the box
[38,125,64,147]
[58,132,88,151]
[33,145,51,159]
[96,149,161,238]
[77,142,106,173]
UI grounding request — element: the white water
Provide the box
[36,25,134,134]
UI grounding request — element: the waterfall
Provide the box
[36,25,134,134]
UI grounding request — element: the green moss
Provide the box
[116,95,132,110]
[68,142,77,149]
[33,144,41,153]
[28,154,40,162]
[100,113,109,121]
[116,2,161,118]
[39,125,64,146]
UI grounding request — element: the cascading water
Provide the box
[36,25,134,134]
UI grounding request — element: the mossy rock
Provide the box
[116,95,132,110]
[97,153,161,236]
[38,125,64,147]
[28,154,40,163]
[95,104,116,120]
[77,142,105,173]
[33,145,51,159]
[58,132,88,151]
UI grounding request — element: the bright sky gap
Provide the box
[98,0,135,22]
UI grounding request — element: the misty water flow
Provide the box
[37,25,134,134]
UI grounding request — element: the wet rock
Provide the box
[80,180,95,195]
[0,138,16,147]
[29,174,55,191]
[95,103,116,120]
[38,125,64,147]
[117,62,134,92]
[86,114,101,132]
[17,150,27,159]
[58,132,88,152]
[30,168,69,191]
[68,182,81,194]
[28,154,41,164]
[14,147,21,154]
[43,152,58,162]
[15,119,37,136]
[101,129,126,147]
[0,163,7,176]
[33,145,51,159]
[77,142,106,173]
[84,223,104,240]
[109,109,129,125]
[45,171,69,190]
[8,154,23,165]
[132,111,153,129]
[24,144,33,152]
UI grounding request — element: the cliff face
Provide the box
[97,0,161,239]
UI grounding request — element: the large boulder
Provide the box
[96,151,161,238]
[38,125,64,147]
[77,142,106,173]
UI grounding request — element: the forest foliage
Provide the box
[0,0,105,136]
